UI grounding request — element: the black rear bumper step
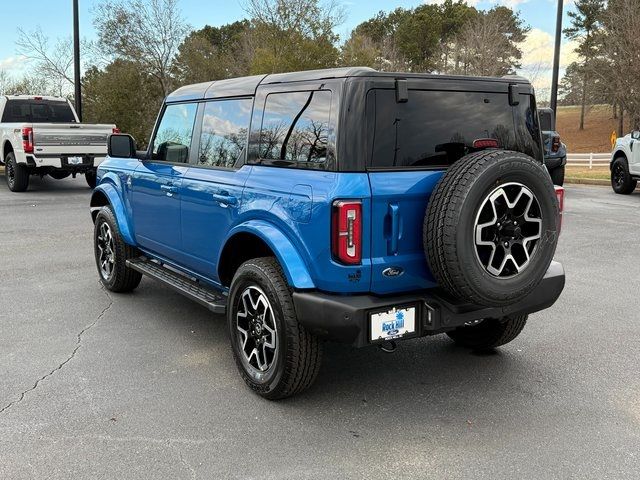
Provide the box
[126,257,227,315]
[293,261,565,348]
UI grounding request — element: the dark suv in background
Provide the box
[538,107,567,186]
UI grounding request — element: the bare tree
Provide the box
[597,0,640,131]
[94,0,190,96]
[15,28,75,96]
[15,27,103,97]
[440,8,527,77]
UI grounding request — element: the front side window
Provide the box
[259,90,331,165]
[198,98,252,168]
[152,103,198,163]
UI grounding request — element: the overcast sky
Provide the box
[0,0,578,101]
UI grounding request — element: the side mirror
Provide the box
[108,134,137,158]
[632,131,640,140]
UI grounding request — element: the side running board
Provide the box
[126,257,227,315]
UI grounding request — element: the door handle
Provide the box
[389,203,400,255]
[212,191,238,207]
[160,184,178,197]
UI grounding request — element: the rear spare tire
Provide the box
[424,150,559,307]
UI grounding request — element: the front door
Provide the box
[180,98,254,280]
[131,102,198,261]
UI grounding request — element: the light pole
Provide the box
[550,0,564,121]
[73,0,82,121]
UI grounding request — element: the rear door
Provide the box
[131,102,197,260]
[366,88,524,295]
[179,97,253,279]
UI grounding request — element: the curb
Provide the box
[565,177,610,186]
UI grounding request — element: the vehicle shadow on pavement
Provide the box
[0,173,91,193]
[129,279,542,421]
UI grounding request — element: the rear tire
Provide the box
[5,152,30,192]
[228,257,322,400]
[85,169,97,189]
[549,165,565,186]
[447,314,528,350]
[93,206,142,293]
[611,157,636,194]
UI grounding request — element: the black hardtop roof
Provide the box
[165,67,531,103]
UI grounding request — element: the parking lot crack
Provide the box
[0,283,113,416]
[178,448,197,480]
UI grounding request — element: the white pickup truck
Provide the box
[0,95,117,192]
[611,129,640,194]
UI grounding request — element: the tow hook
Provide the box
[379,340,397,353]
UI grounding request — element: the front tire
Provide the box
[447,314,528,350]
[549,165,565,186]
[611,157,636,194]
[93,207,142,292]
[85,169,97,189]
[228,257,322,400]
[5,152,30,192]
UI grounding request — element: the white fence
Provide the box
[566,153,610,169]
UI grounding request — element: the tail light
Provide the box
[473,138,500,149]
[555,186,564,234]
[332,200,362,265]
[22,127,34,153]
[112,127,121,134]
[551,136,561,153]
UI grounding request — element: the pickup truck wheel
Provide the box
[446,314,527,350]
[93,207,142,292]
[611,157,637,194]
[228,257,322,400]
[549,165,565,186]
[5,152,29,192]
[49,171,71,180]
[85,169,97,189]
[424,150,559,307]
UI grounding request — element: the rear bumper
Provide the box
[24,155,105,169]
[293,261,565,348]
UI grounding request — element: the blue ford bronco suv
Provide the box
[90,67,565,399]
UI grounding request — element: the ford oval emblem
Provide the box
[382,267,404,278]
[386,329,399,336]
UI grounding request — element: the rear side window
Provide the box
[258,90,331,166]
[198,98,252,168]
[367,89,539,169]
[152,103,198,163]
[1,99,76,123]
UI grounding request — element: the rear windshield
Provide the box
[1,99,76,123]
[366,89,542,169]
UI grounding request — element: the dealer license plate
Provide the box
[68,156,84,165]
[370,306,416,342]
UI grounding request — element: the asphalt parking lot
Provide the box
[1,175,639,479]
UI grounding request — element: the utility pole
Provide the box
[550,0,564,121]
[73,0,82,121]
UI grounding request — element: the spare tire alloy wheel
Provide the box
[424,150,559,307]
[474,182,542,278]
[235,285,278,373]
